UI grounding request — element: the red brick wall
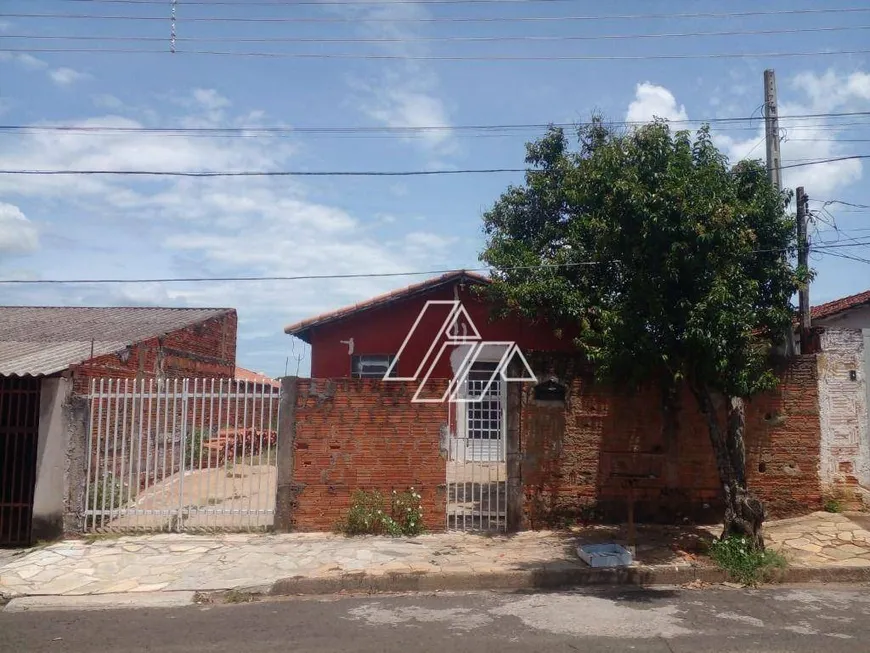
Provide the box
[292,378,449,531]
[522,355,823,527]
[71,311,237,394]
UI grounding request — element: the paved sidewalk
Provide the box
[1,512,869,602]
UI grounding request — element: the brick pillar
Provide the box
[63,393,89,535]
[506,382,524,532]
[274,376,299,532]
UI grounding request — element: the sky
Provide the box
[0,0,869,378]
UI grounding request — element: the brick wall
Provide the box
[70,311,237,394]
[292,378,449,532]
[521,355,823,527]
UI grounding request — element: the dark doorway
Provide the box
[0,376,40,547]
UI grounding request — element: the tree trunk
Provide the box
[660,380,680,490]
[692,385,765,550]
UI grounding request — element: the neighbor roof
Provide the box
[284,270,490,342]
[0,306,234,377]
[811,289,870,322]
[235,366,279,387]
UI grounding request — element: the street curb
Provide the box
[267,565,870,596]
[269,566,727,596]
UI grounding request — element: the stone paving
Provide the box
[0,511,868,599]
[765,511,870,568]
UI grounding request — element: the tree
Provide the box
[480,119,800,550]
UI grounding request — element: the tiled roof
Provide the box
[0,306,234,377]
[284,270,490,340]
[235,366,279,387]
[811,289,870,321]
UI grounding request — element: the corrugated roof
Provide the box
[0,306,234,377]
[283,270,490,341]
[812,289,870,322]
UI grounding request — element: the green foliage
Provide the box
[390,489,425,536]
[480,118,801,399]
[710,535,787,586]
[340,488,424,537]
[185,429,208,469]
[87,472,131,512]
[824,497,843,513]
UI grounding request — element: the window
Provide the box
[351,354,396,379]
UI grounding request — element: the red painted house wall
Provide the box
[308,282,575,378]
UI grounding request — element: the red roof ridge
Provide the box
[811,288,870,321]
[284,269,490,339]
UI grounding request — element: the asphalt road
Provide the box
[2,586,869,652]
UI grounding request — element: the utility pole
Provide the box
[796,187,811,353]
[764,69,782,191]
[764,69,796,355]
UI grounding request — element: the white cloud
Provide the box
[192,88,231,111]
[92,94,124,109]
[0,96,463,375]
[50,67,88,86]
[16,53,47,70]
[714,68,868,197]
[338,1,456,159]
[626,83,689,123]
[0,202,38,253]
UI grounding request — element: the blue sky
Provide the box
[1,0,869,377]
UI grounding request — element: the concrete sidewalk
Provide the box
[2,512,869,607]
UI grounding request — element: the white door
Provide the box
[461,363,506,463]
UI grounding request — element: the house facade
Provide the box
[0,306,237,546]
[283,272,824,532]
[807,290,870,506]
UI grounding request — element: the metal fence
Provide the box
[85,377,281,533]
[446,372,507,531]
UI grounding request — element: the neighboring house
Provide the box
[283,271,824,533]
[0,306,237,546]
[235,366,280,391]
[807,290,870,505]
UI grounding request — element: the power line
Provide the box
[1,155,868,177]
[6,46,870,60]
[819,250,870,265]
[48,0,595,5]
[5,7,870,23]
[813,199,870,209]
[2,241,868,286]
[0,168,527,177]
[780,155,870,170]
[2,111,867,137]
[6,24,870,44]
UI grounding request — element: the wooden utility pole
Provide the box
[764,69,782,191]
[796,187,811,353]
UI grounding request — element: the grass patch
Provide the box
[824,497,842,513]
[710,535,787,586]
[82,532,125,545]
[223,589,259,604]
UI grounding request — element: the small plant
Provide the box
[824,497,842,513]
[87,473,130,512]
[223,589,258,604]
[185,429,208,470]
[710,535,787,586]
[340,488,424,537]
[390,488,425,536]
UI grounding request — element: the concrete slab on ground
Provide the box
[3,591,196,612]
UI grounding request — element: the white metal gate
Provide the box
[447,364,507,531]
[85,377,281,533]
